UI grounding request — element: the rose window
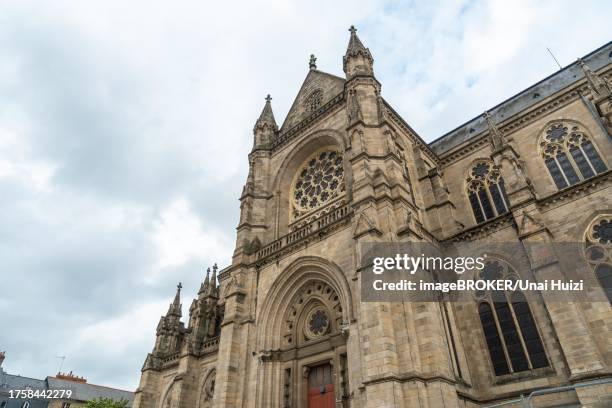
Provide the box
[292,150,344,219]
[592,219,612,245]
[304,308,330,339]
[305,89,323,112]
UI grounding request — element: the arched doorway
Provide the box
[256,257,354,408]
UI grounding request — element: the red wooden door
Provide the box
[307,363,335,408]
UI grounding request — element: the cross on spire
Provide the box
[349,25,357,35]
[265,94,272,103]
[177,282,182,290]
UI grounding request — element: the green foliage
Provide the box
[84,398,130,408]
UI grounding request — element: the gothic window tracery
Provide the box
[283,280,343,346]
[585,216,612,304]
[305,89,323,112]
[540,121,607,190]
[466,160,509,223]
[291,149,345,220]
[475,260,549,376]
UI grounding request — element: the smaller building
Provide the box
[46,372,133,408]
[0,352,48,408]
[0,353,133,408]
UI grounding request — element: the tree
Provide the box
[84,398,130,408]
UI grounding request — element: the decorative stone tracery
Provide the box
[584,215,612,303]
[291,149,345,220]
[539,120,607,190]
[466,160,509,223]
[283,280,342,346]
[305,89,323,112]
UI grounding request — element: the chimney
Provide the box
[56,371,87,383]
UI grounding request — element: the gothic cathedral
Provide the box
[133,28,612,407]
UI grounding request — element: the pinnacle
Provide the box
[345,25,369,56]
[255,94,278,130]
[343,25,373,76]
[167,282,182,317]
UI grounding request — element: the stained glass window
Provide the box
[476,260,550,375]
[540,121,607,190]
[585,217,612,304]
[292,150,345,219]
[466,161,509,224]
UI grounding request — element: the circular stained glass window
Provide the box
[592,219,612,245]
[293,150,344,216]
[305,308,330,338]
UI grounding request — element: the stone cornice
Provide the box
[537,170,612,211]
[445,213,515,243]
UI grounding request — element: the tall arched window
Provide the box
[540,121,607,190]
[466,160,509,223]
[585,216,612,304]
[476,260,549,376]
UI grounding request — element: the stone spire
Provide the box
[578,58,611,99]
[309,54,317,70]
[483,111,506,150]
[253,94,278,149]
[254,94,278,132]
[205,263,218,297]
[200,268,210,295]
[210,263,218,287]
[343,25,374,78]
[167,282,182,317]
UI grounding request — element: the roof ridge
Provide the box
[49,376,134,394]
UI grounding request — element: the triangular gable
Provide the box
[280,70,346,132]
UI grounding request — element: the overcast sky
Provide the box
[1,0,610,391]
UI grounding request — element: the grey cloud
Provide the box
[1,0,610,391]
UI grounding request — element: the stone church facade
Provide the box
[133,28,612,407]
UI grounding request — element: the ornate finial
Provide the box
[483,110,505,150]
[211,263,218,287]
[309,54,317,70]
[168,282,182,316]
[577,57,611,98]
[343,25,373,77]
[254,94,278,134]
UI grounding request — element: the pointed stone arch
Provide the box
[196,368,216,408]
[270,130,350,235]
[159,378,176,408]
[256,256,353,351]
[537,119,608,190]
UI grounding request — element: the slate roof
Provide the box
[46,377,134,405]
[429,41,612,156]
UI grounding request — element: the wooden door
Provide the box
[307,363,334,408]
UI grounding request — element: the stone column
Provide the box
[517,210,606,379]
